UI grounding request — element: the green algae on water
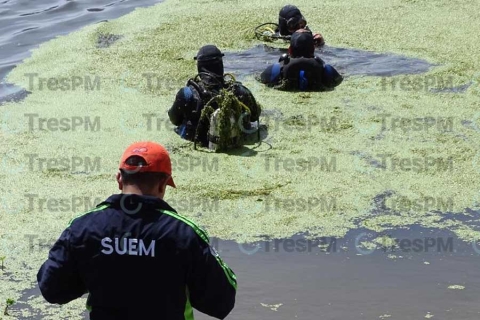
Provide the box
[448,285,465,290]
[2,0,480,315]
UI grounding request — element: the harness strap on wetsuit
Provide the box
[187,79,207,106]
[299,70,308,90]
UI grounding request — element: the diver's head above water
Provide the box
[278,5,307,35]
[289,29,315,58]
[194,45,225,84]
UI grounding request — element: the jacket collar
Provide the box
[102,193,178,213]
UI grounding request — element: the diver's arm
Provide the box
[232,83,262,122]
[168,88,190,126]
[303,25,325,46]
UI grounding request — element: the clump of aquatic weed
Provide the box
[3,298,15,316]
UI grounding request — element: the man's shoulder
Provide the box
[68,202,112,227]
[159,209,210,244]
[65,198,211,245]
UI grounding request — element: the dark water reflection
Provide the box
[224,44,436,78]
[0,0,163,102]
[11,224,480,319]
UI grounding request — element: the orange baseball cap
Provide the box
[119,141,176,188]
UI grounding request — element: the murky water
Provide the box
[2,37,465,104]
[0,0,163,102]
[224,44,436,79]
[214,235,479,319]
[11,224,480,319]
[2,33,467,104]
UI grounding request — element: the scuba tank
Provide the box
[208,108,241,151]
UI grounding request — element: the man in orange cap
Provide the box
[37,141,237,320]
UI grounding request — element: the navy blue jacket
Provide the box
[37,194,237,320]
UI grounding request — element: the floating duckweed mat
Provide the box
[2,0,480,316]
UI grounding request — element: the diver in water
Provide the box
[276,4,325,46]
[168,45,261,149]
[260,29,343,91]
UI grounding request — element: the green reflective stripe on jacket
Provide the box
[184,287,194,320]
[160,209,237,290]
[159,209,209,242]
[68,203,111,226]
[86,300,92,312]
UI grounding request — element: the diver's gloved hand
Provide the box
[313,33,325,47]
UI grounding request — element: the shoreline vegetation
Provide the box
[1,0,480,317]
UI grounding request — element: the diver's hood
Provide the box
[195,45,225,78]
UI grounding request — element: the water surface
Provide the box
[224,44,436,79]
[11,225,480,319]
[0,0,163,101]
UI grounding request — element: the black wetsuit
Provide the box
[168,77,261,146]
[276,4,310,36]
[260,55,343,91]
